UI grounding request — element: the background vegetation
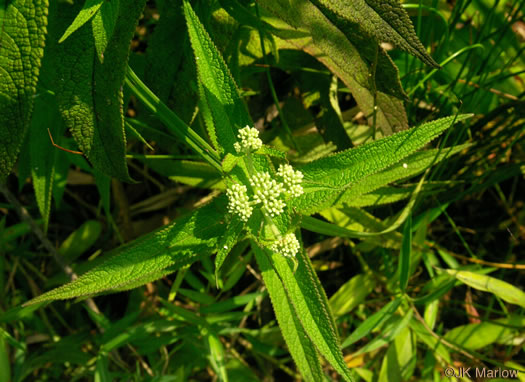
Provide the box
[0,0,524,381]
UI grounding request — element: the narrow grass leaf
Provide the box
[207,331,228,382]
[0,0,48,180]
[444,316,525,350]
[408,318,451,363]
[329,274,376,318]
[354,310,413,355]
[24,198,228,305]
[59,220,102,262]
[341,298,402,349]
[302,173,423,237]
[125,67,222,171]
[0,335,10,382]
[442,269,525,308]
[378,326,415,382]
[94,356,111,382]
[399,214,412,293]
[200,292,264,314]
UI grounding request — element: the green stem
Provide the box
[125,66,222,172]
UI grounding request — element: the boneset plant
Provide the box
[8,0,520,380]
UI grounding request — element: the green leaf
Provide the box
[294,115,472,215]
[0,333,10,382]
[312,0,439,68]
[341,298,402,348]
[302,174,424,239]
[58,0,104,43]
[0,0,48,180]
[24,198,228,305]
[444,316,525,350]
[252,244,326,381]
[221,153,240,173]
[207,330,228,381]
[334,144,470,209]
[378,326,416,382]
[29,92,60,232]
[398,214,412,292]
[354,309,413,355]
[59,220,102,262]
[409,318,451,363]
[345,182,451,208]
[50,0,145,181]
[184,0,253,156]
[125,67,222,172]
[254,242,355,381]
[215,216,244,276]
[95,355,111,382]
[144,0,185,104]
[329,273,376,318]
[442,269,525,308]
[259,0,408,135]
[91,0,119,62]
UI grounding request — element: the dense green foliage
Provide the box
[1,0,524,381]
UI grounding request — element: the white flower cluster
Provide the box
[270,233,301,258]
[250,172,286,217]
[276,164,304,197]
[233,126,262,153]
[226,183,252,222]
[226,127,305,259]
[226,164,304,221]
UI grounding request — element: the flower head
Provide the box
[250,172,286,217]
[234,126,262,153]
[270,233,300,258]
[277,164,304,197]
[226,183,253,222]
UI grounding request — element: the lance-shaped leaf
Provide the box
[0,0,48,180]
[254,243,355,381]
[259,0,408,135]
[184,0,252,156]
[252,244,329,381]
[312,0,439,68]
[24,198,228,305]
[442,269,525,308]
[29,92,60,232]
[58,0,104,43]
[91,0,119,62]
[293,115,472,215]
[50,0,145,181]
[346,182,455,208]
[144,0,185,104]
[331,143,470,210]
[444,316,525,350]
